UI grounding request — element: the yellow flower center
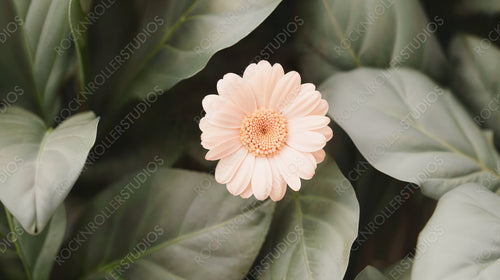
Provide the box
[240,109,287,157]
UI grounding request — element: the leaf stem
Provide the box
[4,207,32,280]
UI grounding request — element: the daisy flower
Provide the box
[200,61,333,201]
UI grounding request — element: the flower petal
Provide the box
[244,61,285,108]
[199,117,210,132]
[215,147,248,184]
[312,149,326,164]
[314,126,333,141]
[286,131,326,153]
[203,94,244,118]
[217,73,257,115]
[239,183,253,199]
[205,109,243,129]
[270,153,301,191]
[243,61,268,91]
[251,157,273,200]
[202,94,219,113]
[300,83,316,94]
[200,126,238,149]
[284,84,321,118]
[265,64,285,107]
[269,162,286,201]
[205,138,241,160]
[269,71,301,112]
[311,99,329,115]
[283,88,321,119]
[227,154,256,195]
[279,146,316,180]
[242,63,258,78]
[288,116,330,132]
[304,151,317,169]
[270,180,286,202]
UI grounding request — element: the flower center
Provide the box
[240,109,287,157]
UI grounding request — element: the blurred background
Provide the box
[26,0,499,278]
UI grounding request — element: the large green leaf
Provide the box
[68,168,274,280]
[455,0,500,14]
[0,107,99,234]
[11,206,66,280]
[355,266,387,280]
[322,67,500,199]
[68,0,92,88]
[252,157,359,280]
[355,257,412,280]
[0,0,72,120]
[303,0,446,81]
[109,0,282,103]
[413,183,500,279]
[449,34,500,145]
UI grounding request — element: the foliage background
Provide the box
[0,0,499,279]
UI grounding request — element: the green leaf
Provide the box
[0,0,72,120]
[252,157,359,280]
[355,266,386,280]
[322,67,500,199]
[13,206,66,280]
[68,0,92,88]
[413,183,500,279]
[0,0,37,112]
[0,107,99,234]
[355,258,412,280]
[303,0,446,81]
[455,0,500,14]
[70,168,274,280]
[449,34,500,145]
[112,0,282,102]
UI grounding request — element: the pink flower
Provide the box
[200,61,333,201]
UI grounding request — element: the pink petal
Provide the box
[200,126,238,149]
[270,180,287,201]
[269,163,286,201]
[270,153,301,191]
[283,90,321,119]
[286,131,326,153]
[242,63,259,79]
[244,61,285,108]
[205,109,243,129]
[199,117,210,132]
[217,73,257,115]
[203,94,244,117]
[265,64,285,107]
[278,146,316,180]
[251,157,273,200]
[300,83,316,94]
[288,116,330,131]
[312,149,326,164]
[269,71,301,112]
[202,94,219,113]
[311,99,329,115]
[239,183,253,199]
[215,147,248,184]
[303,151,317,169]
[227,154,256,195]
[205,138,241,160]
[315,126,333,141]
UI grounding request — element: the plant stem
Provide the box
[4,207,32,280]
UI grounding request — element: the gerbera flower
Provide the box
[200,61,333,201]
